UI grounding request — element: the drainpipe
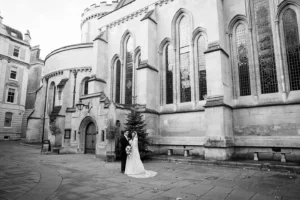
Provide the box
[41,77,49,143]
[72,70,78,108]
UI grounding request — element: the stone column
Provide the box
[89,30,108,94]
[203,43,234,160]
[202,0,234,160]
[136,8,159,110]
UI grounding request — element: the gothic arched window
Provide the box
[253,0,278,94]
[115,59,121,103]
[236,24,251,96]
[282,9,300,91]
[179,16,191,102]
[197,35,207,100]
[125,36,134,104]
[47,82,56,115]
[83,79,89,95]
[166,44,174,104]
[134,51,141,101]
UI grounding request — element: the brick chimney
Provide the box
[25,30,31,44]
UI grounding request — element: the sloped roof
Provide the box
[115,0,135,10]
[57,78,69,87]
[4,25,23,40]
[141,10,156,24]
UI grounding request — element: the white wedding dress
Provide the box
[125,136,157,178]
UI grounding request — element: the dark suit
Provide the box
[120,135,130,173]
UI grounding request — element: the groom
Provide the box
[120,131,130,174]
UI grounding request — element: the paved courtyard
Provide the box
[0,141,300,200]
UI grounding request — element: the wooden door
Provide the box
[85,122,96,154]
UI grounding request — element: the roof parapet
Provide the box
[81,1,119,17]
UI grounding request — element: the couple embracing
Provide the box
[120,131,157,178]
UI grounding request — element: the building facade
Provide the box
[0,14,44,141]
[28,0,300,160]
[0,14,30,140]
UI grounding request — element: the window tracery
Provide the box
[125,36,134,104]
[282,9,300,91]
[115,59,121,103]
[179,16,191,102]
[236,24,251,96]
[166,44,174,104]
[253,0,278,94]
[197,35,207,100]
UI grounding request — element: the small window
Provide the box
[58,87,63,101]
[64,129,71,139]
[101,130,105,142]
[74,131,77,141]
[4,112,13,127]
[13,46,20,57]
[84,80,88,95]
[10,69,17,80]
[11,32,17,37]
[7,88,16,103]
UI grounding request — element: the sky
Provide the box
[1,0,114,59]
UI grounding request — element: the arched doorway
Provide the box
[85,122,96,154]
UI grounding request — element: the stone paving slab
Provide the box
[1,141,300,200]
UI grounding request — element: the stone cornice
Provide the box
[0,54,30,67]
[80,92,103,100]
[6,81,20,88]
[88,76,106,84]
[106,7,149,29]
[137,60,159,73]
[69,67,92,74]
[45,43,93,62]
[43,67,92,79]
[0,33,30,47]
[81,12,109,28]
[233,100,300,109]
[204,41,229,57]
[44,70,64,79]
[30,59,44,66]
[104,0,175,30]
[203,95,233,109]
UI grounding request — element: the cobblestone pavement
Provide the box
[0,141,300,200]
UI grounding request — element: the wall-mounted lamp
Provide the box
[75,100,90,111]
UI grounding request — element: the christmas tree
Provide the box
[124,108,150,155]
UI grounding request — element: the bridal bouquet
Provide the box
[126,145,132,156]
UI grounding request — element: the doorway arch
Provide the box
[78,116,98,154]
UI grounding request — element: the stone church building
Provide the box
[27,0,300,160]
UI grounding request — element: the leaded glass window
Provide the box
[197,36,207,100]
[283,9,300,91]
[236,24,251,96]
[179,16,191,102]
[166,44,173,104]
[125,37,134,104]
[115,60,121,103]
[254,0,278,94]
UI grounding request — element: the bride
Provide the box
[125,131,157,178]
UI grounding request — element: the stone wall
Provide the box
[233,104,300,147]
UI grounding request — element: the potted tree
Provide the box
[49,120,62,153]
[106,119,118,162]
